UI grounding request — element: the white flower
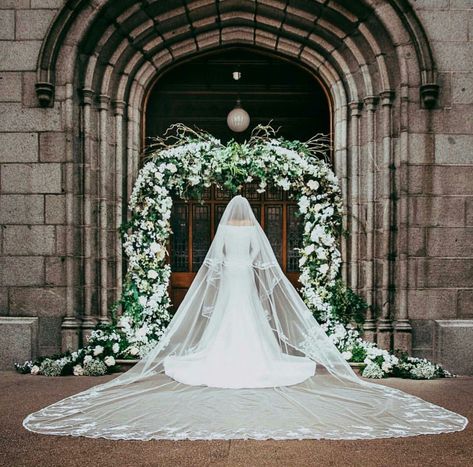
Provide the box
[324,206,334,217]
[362,361,384,379]
[148,270,158,280]
[319,263,329,275]
[333,323,347,339]
[278,177,291,191]
[381,362,392,373]
[73,364,84,376]
[128,346,139,356]
[304,244,315,255]
[93,345,104,356]
[310,225,325,243]
[167,163,177,173]
[112,343,120,354]
[138,296,147,307]
[104,356,116,367]
[30,365,40,375]
[83,355,93,364]
[149,242,162,254]
[341,351,352,361]
[307,180,319,191]
[298,196,310,214]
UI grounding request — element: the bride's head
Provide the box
[222,195,256,226]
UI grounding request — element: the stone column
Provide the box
[61,83,80,351]
[349,101,362,292]
[377,90,395,350]
[362,96,379,342]
[394,83,412,352]
[126,105,136,210]
[97,94,110,324]
[337,104,349,285]
[113,100,127,308]
[80,88,96,339]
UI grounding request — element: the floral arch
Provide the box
[16,128,449,380]
[120,126,342,352]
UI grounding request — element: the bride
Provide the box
[24,195,467,440]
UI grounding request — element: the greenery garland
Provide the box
[15,125,450,380]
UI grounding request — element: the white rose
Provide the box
[128,346,139,356]
[93,345,104,356]
[149,242,162,254]
[73,364,84,376]
[341,351,352,361]
[148,270,158,280]
[307,180,319,191]
[319,263,329,275]
[167,163,177,173]
[30,365,40,375]
[104,356,116,367]
[381,362,392,373]
[83,355,93,364]
[112,342,120,354]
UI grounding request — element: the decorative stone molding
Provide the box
[35,81,54,107]
[420,83,440,109]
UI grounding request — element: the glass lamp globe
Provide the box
[227,99,250,133]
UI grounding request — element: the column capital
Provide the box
[349,101,362,117]
[112,99,127,116]
[97,94,111,110]
[80,87,95,105]
[363,95,379,110]
[379,90,395,107]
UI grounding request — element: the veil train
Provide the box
[23,196,468,440]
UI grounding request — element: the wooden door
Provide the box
[169,184,303,310]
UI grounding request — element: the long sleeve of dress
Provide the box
[249,228,260,265]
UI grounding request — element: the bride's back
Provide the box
[221,225,255,259]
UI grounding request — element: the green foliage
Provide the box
[328,279,368,326]
[350,343,368,363]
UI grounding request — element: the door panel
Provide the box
[169,186,303,310]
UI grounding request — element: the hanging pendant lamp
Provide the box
[227,98,250,133]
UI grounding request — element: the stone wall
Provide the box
[0,0,472,373]
[0,0,66,356]
[406,0,473,362]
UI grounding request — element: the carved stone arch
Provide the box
[38,0,437,354]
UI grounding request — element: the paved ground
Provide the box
[0,371,472,467]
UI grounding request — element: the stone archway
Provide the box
[34,0,440,354]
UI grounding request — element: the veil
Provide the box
[23,195,467,440]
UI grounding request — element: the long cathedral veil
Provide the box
[24,196,467,440]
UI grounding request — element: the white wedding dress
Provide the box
[164,224,316,388]
[23,196,468,440]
